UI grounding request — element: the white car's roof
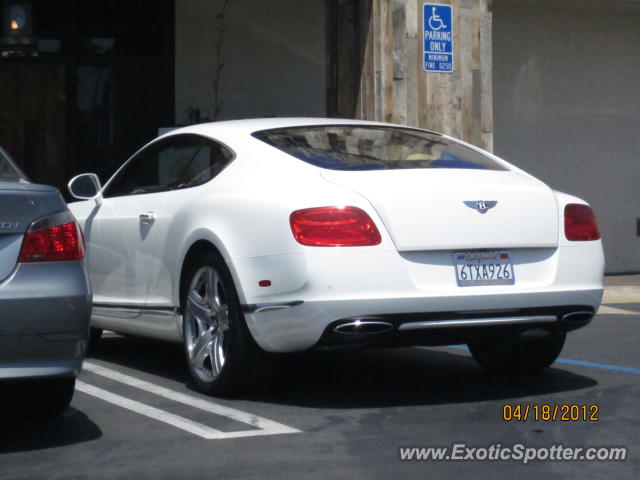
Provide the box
[161,117,426,140]
[155,117,517,175]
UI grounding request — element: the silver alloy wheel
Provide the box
[184,265,230,383]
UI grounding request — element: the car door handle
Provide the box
[139,212,156,224]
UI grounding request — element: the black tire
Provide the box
[29,377,76,415]
[181,252,260,396]
[88,327,103,352]
[468,333,566,375]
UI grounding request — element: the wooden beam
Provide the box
[331,0,494,151]
[479,0,494,151]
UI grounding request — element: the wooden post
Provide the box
[330,0,493,152]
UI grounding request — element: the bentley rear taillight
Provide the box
[564,204,600,241]
[290,206,381,246]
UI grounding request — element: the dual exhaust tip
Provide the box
[333,318,394,335]
[561,310,594,324]
[333,310,594,335]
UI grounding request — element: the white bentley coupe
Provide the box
[68,118,604,395]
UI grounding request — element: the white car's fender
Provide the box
[164,167,393,307]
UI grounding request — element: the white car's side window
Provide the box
[165,139,233,189]
[103,134,233,198]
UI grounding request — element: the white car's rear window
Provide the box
[253,125,506,171]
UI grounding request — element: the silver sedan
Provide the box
[0,147,91,414]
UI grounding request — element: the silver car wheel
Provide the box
[184,265,230,383]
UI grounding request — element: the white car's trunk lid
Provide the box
[321,169,559,251]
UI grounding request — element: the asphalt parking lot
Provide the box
[1,278,639,479]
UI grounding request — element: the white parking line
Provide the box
[81,361,301,439]
[76,382,227,439]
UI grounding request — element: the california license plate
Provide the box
[453,251,515,286]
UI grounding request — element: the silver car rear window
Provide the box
[0,148,21,180]
[253,125,506,171]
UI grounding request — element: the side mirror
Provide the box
[68,173,102,202]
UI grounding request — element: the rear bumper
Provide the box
[238,242,604,352]
[0,261,92,379]
[316,305,595,348]
[244,289,602,352]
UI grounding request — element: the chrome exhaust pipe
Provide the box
[333,319,394,335]
[561,311,594,323]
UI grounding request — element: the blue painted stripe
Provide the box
[555,358,640,375]
[448,345,468,350]
[445,345,640,374]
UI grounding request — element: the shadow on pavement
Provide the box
[90,334,189,382]
[89,335,598,409]
[0,405,102,454]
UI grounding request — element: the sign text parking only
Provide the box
[423,3,453,73]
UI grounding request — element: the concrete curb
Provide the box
[602,285,640,304]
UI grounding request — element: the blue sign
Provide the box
[423,3,453,73]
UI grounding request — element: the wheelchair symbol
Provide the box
[428,7,447,31]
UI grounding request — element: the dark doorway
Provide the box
[326,0,371,119]
[0,0,174,192]
[0,62,67,187]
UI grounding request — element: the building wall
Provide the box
[175,0,326,123]
[493,0,640,273]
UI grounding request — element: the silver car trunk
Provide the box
[0,181,67,282]
[320,169,559,251]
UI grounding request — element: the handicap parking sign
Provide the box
[423,3,453,73]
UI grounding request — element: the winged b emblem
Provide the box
[463,200,497,214]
